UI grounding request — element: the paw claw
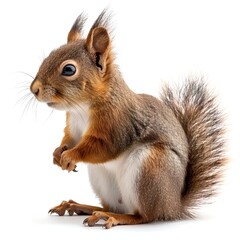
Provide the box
[73,166,78,172]
[60,151,76,172]
[83,218,88,226]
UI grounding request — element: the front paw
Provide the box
[60,150,77,172]
[53,145,68,167]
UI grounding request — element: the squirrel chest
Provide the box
[68,103,90,145]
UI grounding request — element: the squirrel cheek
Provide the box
[41,86,57,103]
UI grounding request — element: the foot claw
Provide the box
[83,212,118,229]
[102,224,110,229]
[48,208,59,215]
[83,218,88,226]
[83,215,99,227]
[48,201,70,216]
[67,207,74,216]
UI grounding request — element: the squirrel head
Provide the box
[30,10,113,110]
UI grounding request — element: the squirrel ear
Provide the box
[67,13,87,43]
[90,27,110,54]
[85,27,110,73]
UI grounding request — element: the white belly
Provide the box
[88,145,150,214]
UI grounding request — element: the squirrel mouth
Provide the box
[47,102,64,110]
[47,102,56,107]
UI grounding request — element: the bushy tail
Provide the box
[161,79,226,217]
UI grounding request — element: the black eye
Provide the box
[61,64,76,76]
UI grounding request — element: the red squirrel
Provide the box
[30,10,226,228]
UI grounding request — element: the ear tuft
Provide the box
[67,12,87,43]
[91,9,112,30]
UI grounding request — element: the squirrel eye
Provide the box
[61,64,76,76]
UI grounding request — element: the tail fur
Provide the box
[161,79,226,217]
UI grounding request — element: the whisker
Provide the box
[13,71,39,119]
[15,82,31,89]
[44,108,55,123]
[16,87,31,96]
[17,71,34,80]
[20,95,37,119]
[15,92,32,107]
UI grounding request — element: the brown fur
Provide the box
[30,10,227,228]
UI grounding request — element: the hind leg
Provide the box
[83,211,146,229]
[48,199,104,216]
[137,147,186,221]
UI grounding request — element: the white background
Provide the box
[0,0,239,239]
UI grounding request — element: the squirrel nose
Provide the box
[32,87,39,96]
[30,79,42,97]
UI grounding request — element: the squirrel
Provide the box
[30,10,226,229]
